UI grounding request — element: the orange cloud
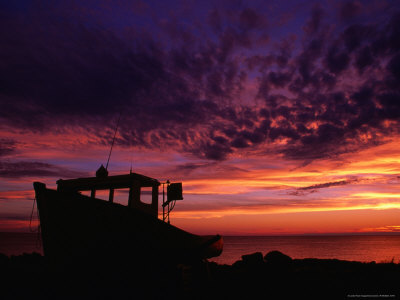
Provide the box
[359,225,400,233]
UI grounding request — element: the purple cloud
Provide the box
[289,179,358,196]
[0,139,17,157]
[1,1,400,163]
[0,161,88,179]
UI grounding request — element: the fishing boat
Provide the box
[33,165,223,266]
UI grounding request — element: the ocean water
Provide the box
[1,233,400,265]
[0,232,43,256]
[210,235,400,265]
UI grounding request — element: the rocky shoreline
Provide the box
[1,251,399,299]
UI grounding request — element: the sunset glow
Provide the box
[1,0,400,236]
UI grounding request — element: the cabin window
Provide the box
[94,190,109,201]
[113,188,130,206]
[140,187,153,204]
[79,190,91,197]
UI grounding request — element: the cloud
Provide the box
[303,4,324,35]
[289,179,358,196]
[338,1,363,21]
[0,161,88,179]
[360,225,400,233]
[170,161,250,179]
[1,2,400,164]
[298,179,356,191]
[172,162,217,176]
[325,43,351,74]
[0,139,16,157]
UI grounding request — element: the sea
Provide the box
[210,235,400,265]
[1,232,400,265]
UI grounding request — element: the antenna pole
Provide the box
[162,183,165,221]
[162,180,170,222]
[105,113,121,170]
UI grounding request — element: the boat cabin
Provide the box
[56,165,161,217]
[56,165,183,221]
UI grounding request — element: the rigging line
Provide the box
[35,198,42,249]
[105,112,122,170]
[29,197,42,249]
[129,149,133,173]
[29,197,37,233]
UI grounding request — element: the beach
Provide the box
[1,251,399,300]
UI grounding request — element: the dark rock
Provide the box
[0,253,8,265]
[264,250,292,265]
[231,259,244,269]
[241,252,264,266]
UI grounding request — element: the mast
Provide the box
[105,113,121,171]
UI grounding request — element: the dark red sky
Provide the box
[1,0,400,234]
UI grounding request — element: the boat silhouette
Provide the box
[33,166,223,267]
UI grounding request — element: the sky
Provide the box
[0,0,400,235]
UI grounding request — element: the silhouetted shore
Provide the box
[1,251,399,300]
